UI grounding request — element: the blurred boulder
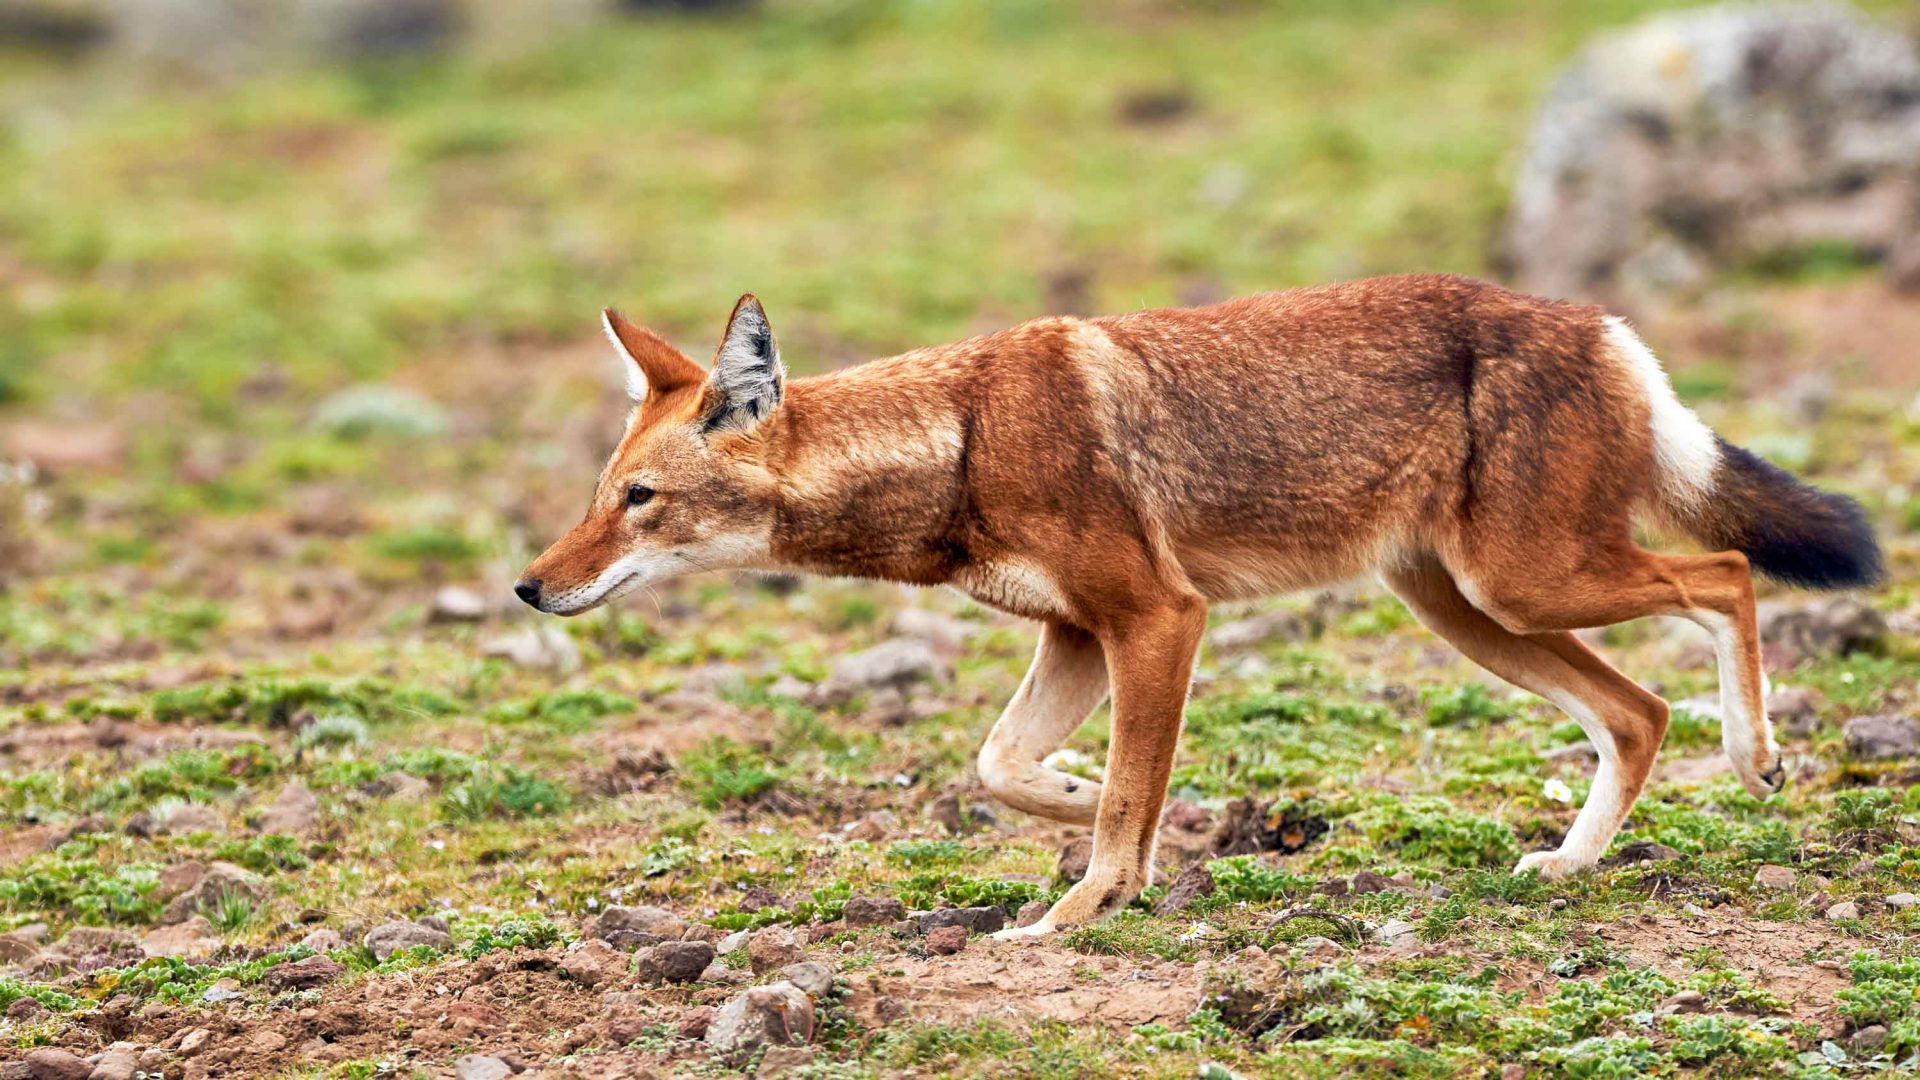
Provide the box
[112,0,461,75]
[1506,3,1920,301]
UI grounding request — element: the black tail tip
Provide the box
[1743,486,1884,590]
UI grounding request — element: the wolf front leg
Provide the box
[995,594,1206,938]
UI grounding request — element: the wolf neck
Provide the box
[762,358,972,585]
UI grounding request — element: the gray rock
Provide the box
[1769,685,1826,738]
[916,907,1006,936]
[1884,892,1918,910]
[1853,1024,1890,1053]
[161,861,268,925]
[480,626,582,675]
[1754,864,1798,891]
[1845,715,1920,760]
[364,919,452,961]
[706,981,814,1054]
[299,928,343,952]
[141,916,222,960]
[162,803,224,836]
[257,781,320,835]
[716,928,750,955]
[592,905,687,946]
[1657,989,1708,1016]
[890,608,977,650]
[820,639,947,702]
[780,960,835,998]
[1208,611,1310,652]
[430,586,489,623]
[841,894,906,928]
[1506,3,1920,301]
[1826,900,1863,921]
[1015,900,1050,928]
[0,931,39,965]
[1762,598,1887,661]
[1373,919,1418,947]
[653,940,715,983]
[451,1055,511,1080]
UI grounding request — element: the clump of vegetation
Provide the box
[442,767,570,821]
[680,737,782,810]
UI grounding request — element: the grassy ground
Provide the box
[3,1,1920,1077]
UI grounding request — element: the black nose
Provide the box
[513,578,543,606]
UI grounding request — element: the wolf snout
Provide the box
[513,577,544,609]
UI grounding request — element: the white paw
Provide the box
[1513,849,1590,880]
[990,921,1055,942]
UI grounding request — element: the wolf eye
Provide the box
[626,484,655,507]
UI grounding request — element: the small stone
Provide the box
[706,981,815,1054]
[1768,686,1825,738]
[1500,1065,1526,1080]
[162,803,225,836]
[560,940,626,988]
[261,954,346,991]
[1844,715,1920,761]
[745,927,805,974]
[1754,865,1798,891]
[141,917,222,960]
[1015,901,1050,928]
[593,904,687,946]
[891,608,977,650]
[1826,900,1863,921]
[257,781,320,835]
[925,925,968,955]
[842,894,906,928]
[0,931,39,965]
[716,929,750,955]
[177,1028,214,1056]
[1208,611,1312,652]
[155,861,208,903]
[1657,989,1707,1016]
[86,1043,140,1080]
[430,586,489,622]
[1350,870,1394,894]
[1296,935,1344,960]
[1056,836,1093,882]
[916,907,1006,936]
[480,625,583,674]
[299,928,343,952]
[1885,892,1918,910]
[21,1049,89,1080]
[364,919,452,961]
[1373,919,1418,947]
[1852,1024,1890,1053]
[780,960,835,997]
[843,811,897,842]
[160,861,268,925]
[1153,862,1216,915]
[678,1005,717,1040]
[654,940,715,983]
[6,997,48,1021]
[451,1054,511,1080]
[819,638,948,703]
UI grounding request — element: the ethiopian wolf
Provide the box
[516,275,1880,936]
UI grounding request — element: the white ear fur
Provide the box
[704,296,785,432]
[602,310,650,403]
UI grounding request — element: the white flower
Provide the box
[1178,922,1214,942]
[1542,778,1574,804]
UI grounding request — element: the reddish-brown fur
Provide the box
[520,274,1877,935]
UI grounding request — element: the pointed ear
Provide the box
[601,307,704,402]
[700,294,786,433]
